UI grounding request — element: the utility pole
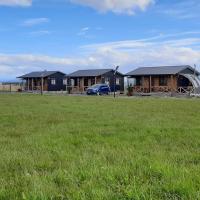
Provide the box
[41,73,44,95]
[114,66,119,98]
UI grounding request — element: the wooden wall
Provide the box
[71,77,101,93]
[133,75,178,93]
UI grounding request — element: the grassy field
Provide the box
[0,94,200,200]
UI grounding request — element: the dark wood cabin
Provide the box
[126,65,200,94]
[65,69,124,93]
[18,71,66,92]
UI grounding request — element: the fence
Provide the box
[0,83,22,92]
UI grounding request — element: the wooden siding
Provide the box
[69,72,124,93]
[23,72,66,91]
[132,75,182,93]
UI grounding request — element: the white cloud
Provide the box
[158,0,200,20]
[82,32,200,70]
[0,0,31,6]
[70,0,154,15]
[81,27,89,32]
[0,54,90,80]
[83,43,200,72]
[82,32,200,50]
[29,30,51,36]
[77,27,90,36]
[22,18,49,27]
[1,32,200,81]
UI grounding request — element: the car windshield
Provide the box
[91,84,101,88]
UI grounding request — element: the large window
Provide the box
[51,78,56,85]
[128,78,135,86]
[116,78,120,85]
[70,79,75,86]
[159,76,167,86]
[136,77,142,86]
[91,78,95,85]
[84,78,88,86]
[63,79,67,85]
[105,77,110,85]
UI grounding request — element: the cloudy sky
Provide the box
[0,0,200,80]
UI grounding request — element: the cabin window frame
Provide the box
[70,79,75,86]
[159,76,168,86]
[116,77,120,85]
[105,77,110,85]
[135,77,142,86]
[84,78,88,86]
[51,78,56,85]
[63,79,68,85]
[91,78,96,85]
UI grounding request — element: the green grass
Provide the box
[0,94,200,200]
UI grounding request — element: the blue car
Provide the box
[86,84,110,95]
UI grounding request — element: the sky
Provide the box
[0,0,200,81]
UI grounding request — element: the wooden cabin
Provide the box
[126,65,200,94]
[65,69,124,93]
[18,71,66,92]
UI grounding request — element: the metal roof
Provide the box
[67,69,114,77]
[126,65,199,76]
[18,71,65,78]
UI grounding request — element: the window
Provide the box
[105,77,110,84]
[84,78,88,86]
[51,78,56,85]
[116,78,120,85]
[63,79,67,85]
[159,76,167,86]
[136,77,142,86]
[70,79,75,86]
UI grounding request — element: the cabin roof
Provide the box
[67,69,115,77]
[18,71,65,78]
[126,65,200,76]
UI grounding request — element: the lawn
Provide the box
[0,94,200,200]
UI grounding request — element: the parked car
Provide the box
[86,84,110,95]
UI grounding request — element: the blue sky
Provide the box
[0,0,200,80]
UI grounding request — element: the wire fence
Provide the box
[0,83,22,93]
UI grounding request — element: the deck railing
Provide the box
[177,87,193,94]
[70,86,89,93]
[132,86,170,93]
[132,86,194,93]
[24,85,48,91]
